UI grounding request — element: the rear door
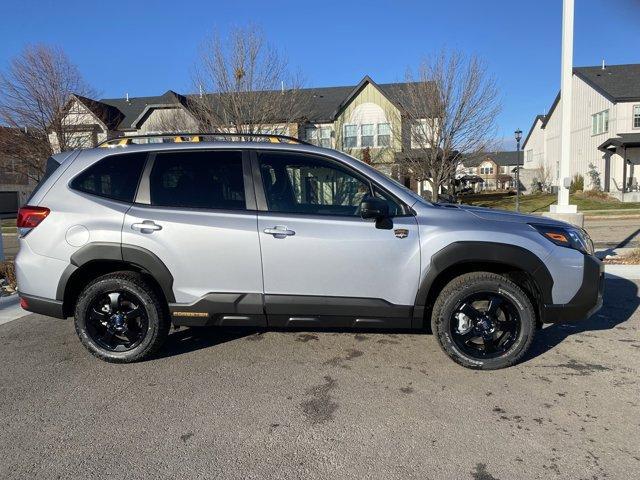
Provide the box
[122,149,265,324]
[254,150,421,328]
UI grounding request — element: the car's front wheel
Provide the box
[74,271,170,363]
[431,272,536,370]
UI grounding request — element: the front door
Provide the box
[122,149,265,325]
[254,150,420,328]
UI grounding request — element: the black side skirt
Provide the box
[169,293,414,329]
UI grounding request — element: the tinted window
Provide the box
[149,151,245,210]
[259,152,372,216]
[373,187,404,217]
[71,152,147,202]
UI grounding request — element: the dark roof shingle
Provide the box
[82,77,425,132]
[575,64,640,102]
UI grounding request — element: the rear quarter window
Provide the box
[26,156,62,203]
[70,152,147,203]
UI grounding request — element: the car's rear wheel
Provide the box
[431,272,536,370]
[74,271,169,363]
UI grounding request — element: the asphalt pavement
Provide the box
[1,277,639,479]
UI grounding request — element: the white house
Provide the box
[522,63,640,201]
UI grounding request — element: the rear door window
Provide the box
[149,151,245,210]
[70,152,147,203]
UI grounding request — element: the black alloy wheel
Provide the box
[450,292,521,360]
[85,291,149,352]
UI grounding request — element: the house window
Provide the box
[411,121,428,147]
[305,127,318,145]
[526,149,533,162]
[344,125,357,148]
[634,105,640,129]
[319,127,332,147]
[377,123,390,147]
[480,166,494,175]
[592,110,609,135]
[361,124,374,147]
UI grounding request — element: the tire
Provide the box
[431,272,536,370]
[74,271,170,363]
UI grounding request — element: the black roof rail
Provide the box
[97,132,312,148]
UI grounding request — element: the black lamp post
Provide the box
[515,128,523,212]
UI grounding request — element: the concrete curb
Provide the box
[0,294,30,326]
[604,264,640,280]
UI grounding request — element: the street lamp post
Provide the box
[515,128,522,212]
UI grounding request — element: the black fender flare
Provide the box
[56,242,175,303]
[414,241,554,308]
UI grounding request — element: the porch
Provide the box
[599,134,640,202]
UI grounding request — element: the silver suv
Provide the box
[15,134,603,369]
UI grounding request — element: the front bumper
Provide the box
[540,254,604,323]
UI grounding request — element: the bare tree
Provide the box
[392,50,501,201]
[190,26,306,136]
[0,44,95,180]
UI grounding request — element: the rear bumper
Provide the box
[18,294,66,319]
[541,255,604,323]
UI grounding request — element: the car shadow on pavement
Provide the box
[153,326,263,360]
[523,275,639,363]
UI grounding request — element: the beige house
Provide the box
[523,63,640,201]
[52,76,431,190]
[459,151,523,192]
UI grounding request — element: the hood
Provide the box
[436,203,569,227]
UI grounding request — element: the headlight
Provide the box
[530,224,594,255]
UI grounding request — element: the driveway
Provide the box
[0,277,639,479]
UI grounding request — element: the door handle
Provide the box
[263,226,295,237]
[132,221,162,233]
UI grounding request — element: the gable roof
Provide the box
[522,114,546,148]
[73,94,124,130]
[574,64,640,102]
[98,90,189,131]
[527,63,640,138]
[327,75,408,119]
[71,77,426,132]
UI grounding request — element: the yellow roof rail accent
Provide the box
[100,138,132,147]
[175,135,202,143]
[96,133,311,147]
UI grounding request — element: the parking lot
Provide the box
[1,276,638,479]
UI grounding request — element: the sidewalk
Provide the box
[0,295,29,326]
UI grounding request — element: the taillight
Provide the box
[17,205,50,236]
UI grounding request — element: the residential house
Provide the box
[522,63,640,201]
[0,128,38,212]
[459,151,523,191]
[50,76,434,192]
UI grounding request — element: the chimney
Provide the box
[602,59,606,70]
[125,92,130,103]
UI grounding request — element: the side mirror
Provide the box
[360,197,389,220]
